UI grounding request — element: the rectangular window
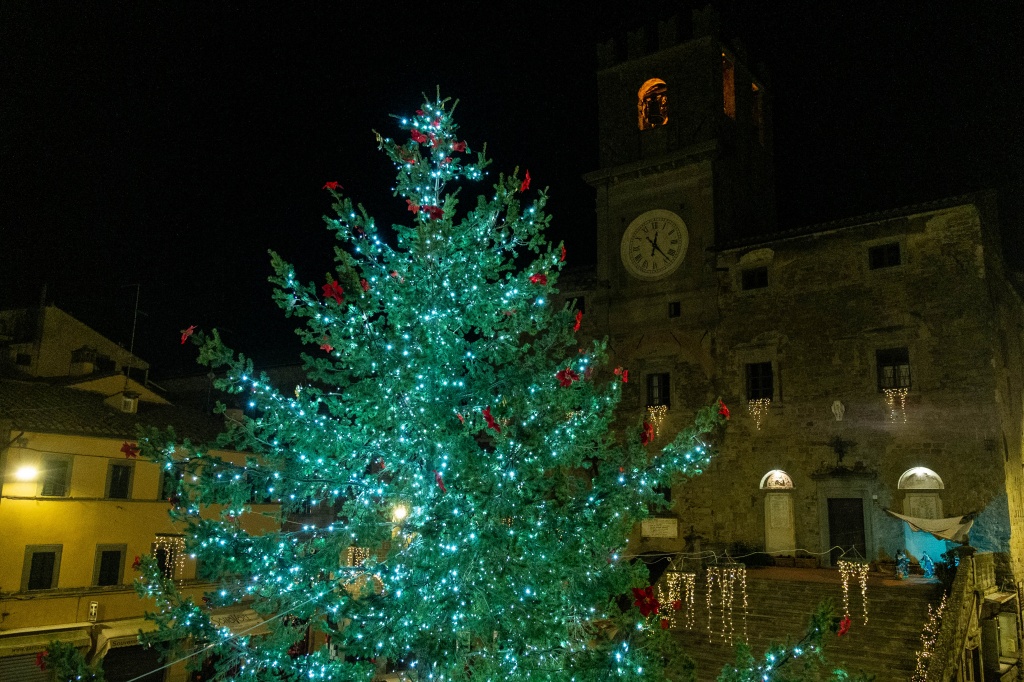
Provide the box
[877,347,911,390]
[93,545,126,587]
[746,362,774,400]
[868,242,901,269]
[668,301,681,318]
[22,545,62,591]
[107,462,133,500]
[722,54,736,119]
[15,352,32,366]
[646,373,671,407]
[741,267,769,290]
[40,458,70,497]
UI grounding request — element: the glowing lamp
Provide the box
[15,465,39,481]
[392,505,408,522]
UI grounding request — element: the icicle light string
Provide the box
[837,559,870,624]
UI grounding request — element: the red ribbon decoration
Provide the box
[121,442,139,459]
[435,470,447,494]
[322,281,345,305]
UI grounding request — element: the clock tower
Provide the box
[573,8,776,415]
[584,8,775,301]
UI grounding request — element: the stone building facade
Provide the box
[564,12,1024,586]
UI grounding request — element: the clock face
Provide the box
[620,209,689,280]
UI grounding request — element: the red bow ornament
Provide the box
[121,442,140,459]
[838,615,851,637]
[410,129,427,144]
[520,170,531,192]
[718,400,730,420]
[132,555,142,571]
[640,422,655,446]
[180,325,196,345]
[35,652,47,671]
[360,279,370,292]
[556,368,580,388]
[452,140,467,152]
[529,273,547,286]
[482,406,501,433]
[322,181,342,191]
[631,586,660,617]
[435,470,447,494]
[322,280,345,305]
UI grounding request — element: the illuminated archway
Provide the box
[759,469,793,490]
[638,78,668,130]
[897,467,944,490]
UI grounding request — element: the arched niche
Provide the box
[759,469,794,490]
[760,470,794,555]
[897,467,944,490]
[638,78,668,130]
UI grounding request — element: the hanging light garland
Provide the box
[646,405,668,437]
[884,388,908,422]
[705,565,748,645]
[658,570,697,629]
[747,398,771,430]
[152,535,187,579]
[837,560,870,624]
[912,594,947,682]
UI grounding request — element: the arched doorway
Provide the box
[897,467,946,561]
[760,470,795,556]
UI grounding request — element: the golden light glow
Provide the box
[638,78,668,131]
[392,504,408,522]
[884,387,908,422]
[646,405,668,438]
[838,559,870,624]
[15,465,39,481]
[747,398,770,430]
[705,565,748,645]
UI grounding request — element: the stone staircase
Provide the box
[666,567,943,681]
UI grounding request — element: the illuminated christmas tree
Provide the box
[131,95,731,681]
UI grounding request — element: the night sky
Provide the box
[2,2,1021,377]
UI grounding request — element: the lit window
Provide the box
[638,78,668,131]
[746,362,773,400]
[877,348,910,390]
[722,54,735,119]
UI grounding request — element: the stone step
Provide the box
[658,568,942,681]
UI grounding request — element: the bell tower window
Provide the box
[637,78,668,131]
[722,54,736,119]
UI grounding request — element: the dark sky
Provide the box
[2,2,1021,377]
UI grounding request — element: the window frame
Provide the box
[741,266,769,290]
[745,361,774,401]
[646,372,671,408]
[867,241,902,270]
[106,461,134,500]
[876,347,911,391]
[22,544,62,591]
[93,544,127,587]
[39,456,72,497]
